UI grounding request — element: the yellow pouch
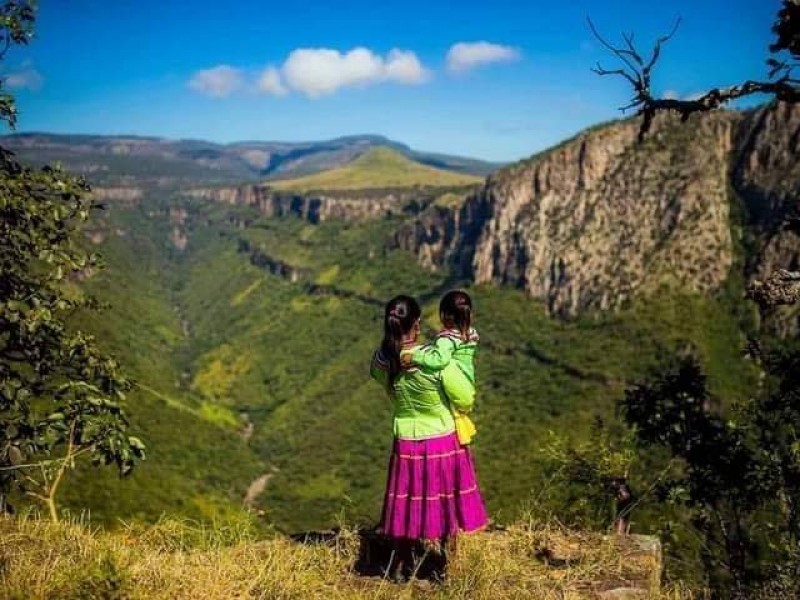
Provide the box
[453,411,477,445]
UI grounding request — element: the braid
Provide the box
[381,295,421,387]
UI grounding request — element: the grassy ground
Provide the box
[0,514,690,599]
[269,147,482,191]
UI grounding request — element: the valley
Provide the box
[9,103,797,585]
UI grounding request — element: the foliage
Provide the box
[0,0,35,129]
[0,1,143,521]
[3,141,764,598]
[52,201,264,525]
[541,420,637,529]
[621,352,800,595]
[137,195,756,535]
[0,146,145,519]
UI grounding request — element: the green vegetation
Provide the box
[60,189,759,552]
[269,147,482,191]
[53,200,264,524]
[2,104,767,593]
[0,2,143,523]
[4,4,797,597]
[617,346,800,595]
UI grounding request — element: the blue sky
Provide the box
[2,0,776,161]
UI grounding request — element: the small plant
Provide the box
[542,419,638,531]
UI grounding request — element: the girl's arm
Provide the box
[370,350,389,386]
[410,336,457,371]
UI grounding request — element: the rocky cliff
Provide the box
[183,185,444,224]
[396,102,800,319]
[733,102,800,333]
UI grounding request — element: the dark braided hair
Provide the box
[381,295,421,387]
[439,290,473,340]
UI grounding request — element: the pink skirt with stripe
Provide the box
[379,432,488,539]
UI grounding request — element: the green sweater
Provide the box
[411,327,479,385]
[370,343,475,440]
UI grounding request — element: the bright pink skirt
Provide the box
[379,431,488,539]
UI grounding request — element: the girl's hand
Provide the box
[400,352,415,367]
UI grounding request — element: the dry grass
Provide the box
[0,514,695,599]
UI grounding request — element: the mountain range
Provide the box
[0,132,501,189]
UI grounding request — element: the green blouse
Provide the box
[370,343,475,440]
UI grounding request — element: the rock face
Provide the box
[184,186,433,224]
[237,239,309,283]
[169,206,188,251]
[397,103,800,318]
[733,102,800,334]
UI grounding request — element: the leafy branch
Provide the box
[0,1,145,520]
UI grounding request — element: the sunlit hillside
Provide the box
[269,147,483,191]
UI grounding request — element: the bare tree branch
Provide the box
[588,2,800,141]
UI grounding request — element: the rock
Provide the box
[733,101,800,335]
[598,587,649,599]
[243,473,273,507]
[91,186,143,204]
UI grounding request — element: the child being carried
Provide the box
[401,290,479,445]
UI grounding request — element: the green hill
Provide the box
[269,147,483,191]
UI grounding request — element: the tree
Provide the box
[589,0,800,141]
[620,347,800,595]
[622,357,777,592]
[0,1,144,522]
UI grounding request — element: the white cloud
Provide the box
[446,41,520,73]
[188,65,243,98]
[5,66,43,91]
[383,49,429,84]
[257,66,287,97]
[190,47,429,100]
[282,47,382,97]
[279,47,428,97]
[663,90,678,100]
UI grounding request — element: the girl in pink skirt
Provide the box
[370,294,488,582]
